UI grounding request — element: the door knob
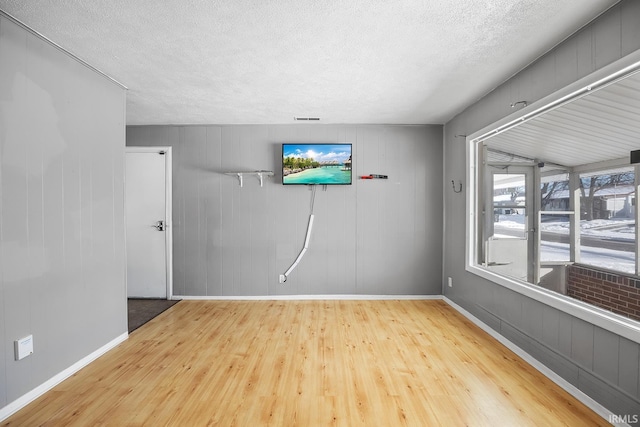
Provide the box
[153,220,165,231]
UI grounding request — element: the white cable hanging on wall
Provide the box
[279,185,319,283]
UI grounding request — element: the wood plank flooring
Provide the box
[2,300,607,426]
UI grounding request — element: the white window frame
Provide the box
[465,52,640,344]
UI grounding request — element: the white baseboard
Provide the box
[442,297,623,426]
[173,294,442,301]
[0,332,128,422]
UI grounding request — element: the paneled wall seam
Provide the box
[498,306,640,405]
[127,124,443,297]
[0,13,5,408]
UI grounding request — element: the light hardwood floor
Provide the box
[2,300,607,426]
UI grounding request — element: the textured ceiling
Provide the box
[0,0,618,125]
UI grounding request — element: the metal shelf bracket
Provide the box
[224,170,274,187]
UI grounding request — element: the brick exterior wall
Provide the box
[567,264,640,322]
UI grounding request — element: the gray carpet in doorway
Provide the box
[128,298,179,333]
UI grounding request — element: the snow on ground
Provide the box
[494,214,636,274]
[540,241,635,274]
[495,214,635,241]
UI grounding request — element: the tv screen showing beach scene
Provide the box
[282,143,352,185]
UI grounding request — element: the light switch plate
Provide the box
[15,335,34,361]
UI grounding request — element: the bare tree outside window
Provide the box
[580,172,634,221]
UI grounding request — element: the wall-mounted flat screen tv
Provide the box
[282,143,352,185]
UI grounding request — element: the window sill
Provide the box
[466,264,640,344]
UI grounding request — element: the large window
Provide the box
[470,142,640,336]
[465,53,640,341]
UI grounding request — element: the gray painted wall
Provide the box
[127,124,442,297]
[443,0,640,416]
[0,15,127,410]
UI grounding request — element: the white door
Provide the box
[125,148,172,298]
[483,165,535,283]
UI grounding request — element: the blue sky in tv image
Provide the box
[282,143,352,185]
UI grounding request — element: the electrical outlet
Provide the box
[448,277,452,287]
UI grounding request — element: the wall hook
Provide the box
[452,180,462,193]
